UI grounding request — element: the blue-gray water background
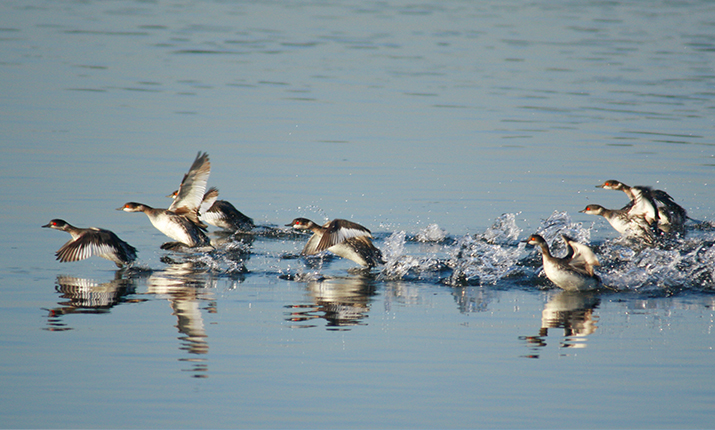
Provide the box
[1,0,714,428]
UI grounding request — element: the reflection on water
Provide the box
[8,0,715,426]
[520,291,600,358]
[287,275,376,330]
[159,231,253,276]
[44,263,222,378]
[451,286,496,314]
[145,263,217,378]
[44,272,141,332]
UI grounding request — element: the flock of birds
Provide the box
[43,152,690,292]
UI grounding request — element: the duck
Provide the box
[526,234,600,291]
[43,219,137,267]
[579,204,656,244]
[286,218,384,268]
[118,152,211,249]
[169,187,254,232]
[596,180,687,232]
[117,202,210,249]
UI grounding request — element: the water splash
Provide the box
[531,210,592,256]
[414,223,448,243]
[379,230,447,282]
[377,214,526,286]
[519,211,715,292]
[444,214,525,287]
[479,212,523,245]
[595,229,715,292]
[178,210,715,294]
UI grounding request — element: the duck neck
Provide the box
[64,225,82,240]
[538,243,552,259]
[309,224,325,235]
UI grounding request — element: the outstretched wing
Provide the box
[315,219,373,252]
[168,152,211,225]
[55,229,135,264]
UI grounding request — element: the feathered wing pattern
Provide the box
[315,219,373,252]
[202,201,254,231]
[55,228,137,266]
[168,152,211,226]
[343,236,385,267]
[562,235,600,277]
[200,187,219,215]
[625,214,657,245]
[651,189,687,228]
[599,180,687,231]
[629,187,659,226]
[302,233,322,255]
[290,217,382,267]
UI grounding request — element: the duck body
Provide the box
[527,234,600,291]
[43,219,137,267]
[118,203,210,248]
[287,218,384,268]
[202,199,254,231]
[174,187,254,232]
[597,180,687,232]
[579,204,655,244]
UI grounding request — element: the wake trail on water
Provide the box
[156,212,715,294]
[377,211,715,293]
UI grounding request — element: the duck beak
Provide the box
[285,223,294,227]
[41,223,51,228]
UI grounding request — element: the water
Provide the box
[2,0,715,428]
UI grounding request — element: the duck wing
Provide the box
[301,233,323,255]
[315,219,373,252]
[168,152,211,224]
[651,189,688,225]
[56,228,136,264]
[628,186,659,226]
[561,235,599,276]
[200,187,219,215]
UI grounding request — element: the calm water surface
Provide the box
[1,0,715,428]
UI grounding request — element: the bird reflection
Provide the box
[145,262,217,378]
[451,286,495,314]
[210,230,254,258]
[287,275,376,330]
[520,290,600,358]
[44,271,140,331]
[158,232,252,275]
